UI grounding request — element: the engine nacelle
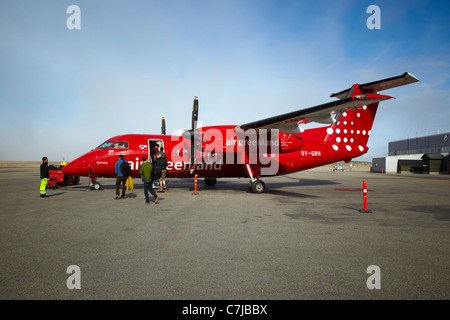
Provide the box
[278,133,305,153]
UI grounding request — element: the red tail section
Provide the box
[322,72,420,150]
[324,83,386,149]
[324,102,379,147]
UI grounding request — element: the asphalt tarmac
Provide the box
[0,162,449,300]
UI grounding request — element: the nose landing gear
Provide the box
[90,179,102,190]
[88,169,102,190]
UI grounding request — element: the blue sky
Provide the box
[1,0,449,162]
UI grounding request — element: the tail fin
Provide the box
[324,72,419,148]
[324,101,379,148]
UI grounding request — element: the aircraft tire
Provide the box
[204,177,217,186]
[63,175,70,186]
[92,181,102,190]
[251,180,265,194]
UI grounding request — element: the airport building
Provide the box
[372,132,450,174]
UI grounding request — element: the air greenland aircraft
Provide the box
[62,72,419,193]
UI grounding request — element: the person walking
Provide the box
[139,156,159,204]
[115,155,129,199]
[155,151,168,191]
[40,156,49,197]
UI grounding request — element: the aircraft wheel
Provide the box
[62,176,67,186]
[92,181,102,190]
[204,177,217,186]
[251,180,266,194]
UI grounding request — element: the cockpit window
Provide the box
[97,141,129,149]
[112,141,129,149]
[98,141,114,149]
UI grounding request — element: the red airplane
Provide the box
[62,72,419,193]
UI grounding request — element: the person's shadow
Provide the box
[46,192,65,197]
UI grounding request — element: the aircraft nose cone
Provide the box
[62,160,87,176]
[62,161,76,175]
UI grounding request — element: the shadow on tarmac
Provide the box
[61,177,341,193]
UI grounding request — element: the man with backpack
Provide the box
[139,156,159,204]
[115,154,130,199]
[155,151,168,191]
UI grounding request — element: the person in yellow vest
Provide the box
[40,157,49,197]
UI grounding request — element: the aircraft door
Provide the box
[148,139,164,163]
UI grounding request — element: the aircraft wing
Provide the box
[238,72,418,133]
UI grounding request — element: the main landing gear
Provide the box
[196,165,268,193]
[245,164,266,194]
[203,175,266,193]
[248,179,266,193]
[204,177,217,186]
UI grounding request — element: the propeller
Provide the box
[191,96,199,166]
[181,96,201,169]
[161,117,166,135]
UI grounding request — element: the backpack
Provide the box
[161,158,168,170]
[120,161,131,176]
[151,165,162,180]
[156,156,168,170]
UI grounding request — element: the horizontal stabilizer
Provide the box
[330,72,419,99]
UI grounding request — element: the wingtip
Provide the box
[404,72,420,82]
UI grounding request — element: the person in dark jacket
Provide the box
[40,157,49,197]
[155,151,168,191]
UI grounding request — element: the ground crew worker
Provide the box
[139,156,159,204]
[40,157,49,197]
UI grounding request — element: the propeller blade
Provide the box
[191,96,199,165]
[161,117,166,135]
[182,129,205,141]
[192,95,199,130]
